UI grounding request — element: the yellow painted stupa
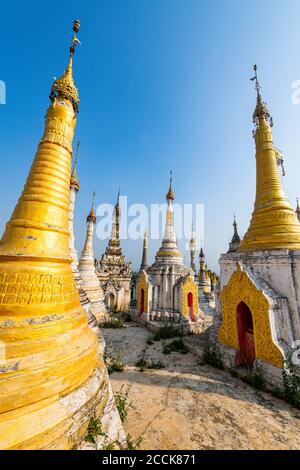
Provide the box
[211,65,300,388]
[0,20,110,450]
[239,65,300,251]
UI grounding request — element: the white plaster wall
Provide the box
[219,250,300,342]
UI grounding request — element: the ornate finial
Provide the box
[70,141,80,191]
[233,214,237,233]
[250,64,260,96]
[87,191,96,224]
[166,170,175,201]
[228,214,241,252]
[74,140,80,165]
[274,147,286,177]
[189,220,196,249]
[250,64,271,124]
[70,20,81,56]
[50,20,81,112]
[296,198,300,222]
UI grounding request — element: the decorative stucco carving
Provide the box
[218,263,284,368]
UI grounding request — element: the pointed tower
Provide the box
[0,21,110,449]
[140,228,148,271]
[211,66,300,388]
[198,247,206,285]
[240,65,300,251]
[97,189,132,313]
[296,199,300,223]
[79,193,108,323]
[189,222,197,273]
[228,215,241,252]
[69,141,81,270]
[136,173,200,324]
[104,190,122,258]
[69,143,99,330]
[155,171,183,263]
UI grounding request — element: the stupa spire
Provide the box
[0,21,104,449]
[239,65,300,251]
[228,214,241,252]
[189,221,197,272]
[70,140,80,191]
[87,190,96,223]
[140,228,148,271]
[166,170,175,201]
[50,19,81,112]
[163,171,176,242]
[79,193,107,322]
[156,173,183,262]
[296,198,300,223]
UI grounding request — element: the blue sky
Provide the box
[1,0,300,272]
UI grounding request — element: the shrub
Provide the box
[114,385,133,423]
[126,433,143,450]
[106,354,125,374]
[146,336,154,345]
[85,416,103,445]
[202,343,223,369]
[101,317,125,329]
[281,356,300,408]
[153,323,182,341]
[242,364,266,391]
[135,358,165,371]
[162,336,188,355]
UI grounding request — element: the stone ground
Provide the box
[102,321,300,450]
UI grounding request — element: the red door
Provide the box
[139,289,145,316]
[235,301,255,367]
[188,292,196,322]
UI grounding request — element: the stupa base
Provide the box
[0,363,115,450]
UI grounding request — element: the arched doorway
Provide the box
[187,292,195,322]
[235,301,255,367]
[139,288,145,316]
[108,292,115,311]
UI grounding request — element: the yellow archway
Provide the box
[137,271,150,314]
[218,264,284,368]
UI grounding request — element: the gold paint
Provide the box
[0,22,103,449]
[218,264,284,368]
[181,275,199,317]
[156,251,181,257]
[166,170,174,201]
[240,112,300,251]
[137,271,149,313]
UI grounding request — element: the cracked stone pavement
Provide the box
[102,321,300,450]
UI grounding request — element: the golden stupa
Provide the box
[0,20,109,450]
[239,65,300,251]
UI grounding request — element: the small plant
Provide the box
[149,359,165,369]
[106,354,125,374]
[135,358,165,371]
[114,385,133,423]
[146,336,154,345]
[242,364,266,391]
[102,316,125,329]
[126,433,143,450]
[162,336,188,355]
[135,357,147,371]
[102,440,117,450]
[85,416,103,445]
[202,342,223,369]
[153,323,180,341]
[120,311,131,322]
[281,356,300,408]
